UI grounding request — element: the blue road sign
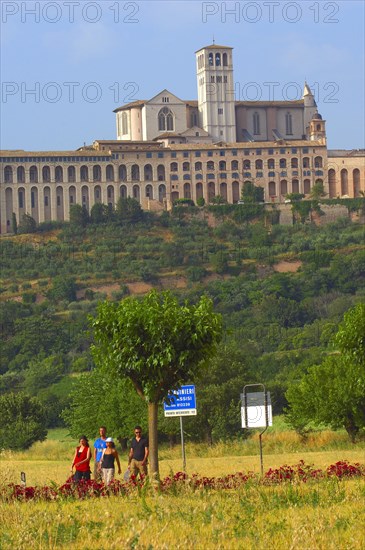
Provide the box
[163,384,197,417]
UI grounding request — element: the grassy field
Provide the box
[1,428,364,549]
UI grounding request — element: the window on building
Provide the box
[217,76,222,83]
[208,52,213,66]
[223,53,228,66]
[220,151,225,156]
[285,112,293,135]
[218,108,223,115]
[158,107,174,131]
[215,53,221,66]
[224,76,227,83]
[162,97,169,103]
[253,112,260,135]
[18,190,24,209]
[211,76,215,83]
[122,112,128,135]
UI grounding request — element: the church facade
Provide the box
[0,44,364,234]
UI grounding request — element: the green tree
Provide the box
[90,290,222,476]
[47,275,77,303]
[0,392,47,449]
[241,182,264,203]
[70,204,89,227]
[18,213,37,234]
[11,212,17,235]
[116,197,143,224]
[285,303,365,440]
[310,180,326,200]
[62,369,147,448]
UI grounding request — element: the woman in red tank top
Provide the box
[71,436,91,482]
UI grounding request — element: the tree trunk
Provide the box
[148,401,159,479]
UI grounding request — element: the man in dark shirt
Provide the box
[128,426,149,477]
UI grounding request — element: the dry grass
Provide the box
[1,427,364,549]
[0,479,364,549]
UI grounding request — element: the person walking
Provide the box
[71,435,91,482]
[99,437,122,485]
[128,426,149,477]
[93,426,107,481]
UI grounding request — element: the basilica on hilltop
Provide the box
[0,44,364,233]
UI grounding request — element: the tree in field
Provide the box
[285,303,365,441]
[90,290,222,476]
[0,392,47,450]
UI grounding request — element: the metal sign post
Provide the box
[164,384,197,472]
[241,383,272,477]
[180,416,186,471]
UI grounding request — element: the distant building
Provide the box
[0,44,364,234]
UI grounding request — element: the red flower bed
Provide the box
[1,461,363,502]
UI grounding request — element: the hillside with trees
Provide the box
[0,199,364,447]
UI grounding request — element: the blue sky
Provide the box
[1,0,364,151]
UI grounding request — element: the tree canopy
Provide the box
[90,290,222,475]
[285,303,365,440]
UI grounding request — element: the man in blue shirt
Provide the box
[93,426,107,480]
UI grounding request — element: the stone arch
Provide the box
[292,179,299,194]
[106,164,114,182]
[232,181,240,203]
[69,185,76,207]
[328,168,336,198]
[107,185,115,206]
[183,182,191,199]
[17,166,25,183]
[42,166,51,183]
[268,181,276,197]
[5,187,13,233]
[196,182,203,200]
[55,166,63,183]
[18,187,25,216]
[80,165,89,182]
[94,185,102,203]
[30,165,38,183]
[314,156,323,168]
[220,182,227,201]
[158,184,166,202]
[340,169,348,196]
[157,164,165,181]
[280,180,288,196]
[31,186,39,223]
[353,169,361,197]
[145,184,153,199]
[120,185,127,199]
[93,165,101,182]
[4,166,13,183]
[68,166,76,183]
[304,179,311,194]
[81,185,89,211]
[43,186,51,220]
[119,164,127,182]
[131,165,140,182]
[132,184,140,201]
[56,186,64,221]
[144,164,153,181]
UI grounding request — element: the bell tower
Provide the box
[196,44,236,142]
[309,111,326,144]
